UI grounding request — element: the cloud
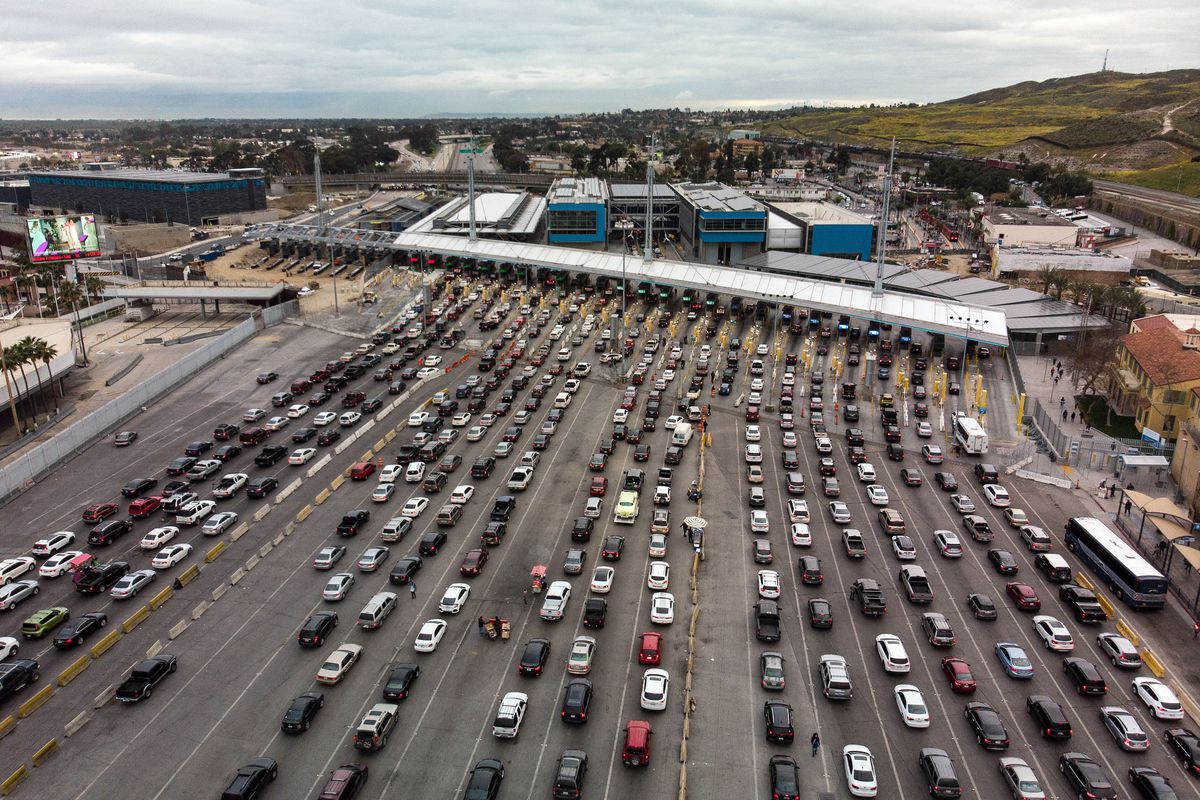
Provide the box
[0,0,1196,117]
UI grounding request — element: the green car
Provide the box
[21,607,70,639]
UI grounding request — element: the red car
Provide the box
[941,657,977,694]
[548,364,564,376]
[590,477,608,497]
[620,396,636,411]
[638,632,662,665]
[82,502,118,522]
[459,549,488,576]
[601,535,624,561]
[746,406,760,422]
[1005,582,1041,611]
[128,496,162,519]
[349,462,376,481]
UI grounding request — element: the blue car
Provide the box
[719,382,732,396]
[994,642,1034,679]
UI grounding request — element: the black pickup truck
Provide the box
[74,561,129,594]
[851,578,887,617]
[116,654,177,702]
[1059,584,1109,623]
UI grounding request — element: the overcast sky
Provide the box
[1,0,1196,119]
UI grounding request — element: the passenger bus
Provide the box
[952,415,988,455]
[1064,517,1167,609]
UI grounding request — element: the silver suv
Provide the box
[818,654,853,700]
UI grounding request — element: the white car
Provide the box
[893,684,931,728]
[439,583,471,614]
[401,497,429,518]
[790,523,812,546]
[857,463,877,483]
[757,570,781,599]
[982,484,1011,507]
[0,637,18,661]
[781,431,798,448]
[314,411,338,427]
[322,572,355,601]
[242,408,267,422]
[664,415,684,431]
[139,526,179,550]
[371,484,395,503]
[787,499,809,523]
[842,744,878,798]
[583,496,603,519]
[289,448,317,465]
[339,411,362,427]
[466,426,487,442]
[563,379,581,394]
[449,485,475,505]
[828,502,852,524]
[202,511,238,535]
[590,566,615,593]
[32,531,76,556]
[264,416,289,432]
[922,444,944,464]
[612,408,629,424]
[405,461,426,483]
[640,668,670,711]
[650,591,675,624]
[316,643,364,683]
[567,636,597,675]
[866,485,889,506]
[750,377,764,391]
[1032,615,1074,652]
[151,543,193,569]
[0,581,39,611]
[408,411,430,427]
[915,421,933,438]
[998,758,1045,800]
[933,530,964,558]
[452,412,472,427]
[891,535,917,560]
[417,366,440,379]
[110,569,155,600]
[745,426,760,443]
[1131,677,1184,719]
[750,510,770,534]
[286,403,310,419]
[540,581,571,620]
[378,464,404,483]
[647,561,670,590]
[176,500,216,525]
[875,634,910,673]
[423,354,442,367]
[212,473,249,498]
[949,494,976,514]
[39,551,83,578]
[745,444,763,463]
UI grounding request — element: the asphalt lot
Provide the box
[1,280,1196,800]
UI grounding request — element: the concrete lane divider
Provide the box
[205,541,228,562]
[176,564,200,587]
[1074,572,1094,591]
[148,585,173,611]
[1172,681,1200,721]
[229,568,246,585]
[121,606,151,634]
[283,521,296,536]
[330,474,346,491]
[253,504,271,522]
[1095,591,1115,618]
[373,437,387,452]
[31,738,57,767]
[63,711,89,738]
[333,434,358,455]
[360,450,374,463]
[89,631,121,659]
[245,555,260,572]
[211,583,228,602]
[93,684,116,709]
[228,522,249,542]
[0,716,14,742]
[314,488,331,505]
[277,477,303,503]
[296,504,314,522]
[191,601,210,620]
[146,640,163,659]
[1115,619,1140,645]
[1,765,27,796]
[258,542,273,558]
[305,454,331,478]
[272,533,284,546]
[1142,647,1166,678]
[56,656,90,687]
[169,619,190,640]
[17,685,52,719]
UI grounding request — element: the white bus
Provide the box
[952,415,988,454]
[1065,517,1167,609]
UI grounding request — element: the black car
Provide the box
[161,480,189,497]
[1163,728,1200,775]
[183,440,212,457]
[361,398,383,413]
[490,496,516,522]
[337,510,370,537]
[53,612,107,649]
[633,444,651,462]
[291,427,317,443]
[115,653,177,702]
[570,517,594,542]
[934,472,959,491]
[246,477,279,498]
[309,391,331,406]
[0,659,40,702]
[808,598,833,629]
[222,757,278,799]
[166,456,198,476]
[964,701,1009,749]
[966,593,998,620]
[768,755,801,800]
[518,638,552,676]
[1026,695,1073,739]
[418,531,447,556]
[470,457,495,479]
[1063,657,1108,695]
[121,477,158,498]
[213,444,243,462]
[886,443,904,461]
[297,611,338,647]
[213,423,240,441]
[257,372,278,384]
[987,549,1019,575]
[763,700,794,742]
[583,598,606,629]
[1129,766,1180,800]
[601,535,624,560]
[280,694,324,733]
[88,519,133,546]
[254,445,288,466]
[560,678,593,724]
[553,750,588,800]
[389,556,422,585]
[382,663,420,701]
[317,430,342,446]
[1059,752,1117,800]
[464,758,504,800]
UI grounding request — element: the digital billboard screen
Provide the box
[26,215,102,263]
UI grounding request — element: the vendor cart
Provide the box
[530,565,547,594]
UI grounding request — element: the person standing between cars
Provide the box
[810,732,820,756]
[477,616,485,636]
[409,581,417,598]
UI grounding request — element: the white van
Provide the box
[671,422,694,447]
[553,392,572,409]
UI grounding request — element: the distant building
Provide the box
[0,179,31,209]
[607,183,680,240]
[731,139,764,158]
[1107,315,1200,442]
[727,129,760,141]
[406,192,545,241]
[768,201,876,261]
[546,178,608,244]
[528,156,574,173]
[993,246,1131,279]
[981,207,1077,248]
[672,181,767,266]
[27,169,267,226]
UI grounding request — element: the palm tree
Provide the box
[0,282,12,313]
[1035,265,1062,295]
[36,267,60,316]
[14,272,37,308]
[6,340,36,421]
[37,339,60,401]
[84,274,105,307]
[0,344,28,429]
[58,280,88,364]
[18,336,47,416]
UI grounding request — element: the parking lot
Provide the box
[0,272,1196,800]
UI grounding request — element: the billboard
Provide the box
[25,215,102,263]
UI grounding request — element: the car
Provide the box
[841,744,877,798]
[787,499,809,523]
[997,758,1044,800]
[983,483,1011,507]
[949,494,975,513]
[438,582,470,614]
[38,551,83,578]
[263,416,290,432]
[175,500,216,525]
[289,447,317,465]
[1006,581,1041,611]
[994,642,1035,679]
[560,677,593,724]
[934,472,959,491]
[313,546,347,570]
[933,529,963,558]
[894,684,930,728]
[114,653,177,702]
[588,565,615,594]
[417,531,447,556]
[280,692,324,733]
[1163,728,1200,776]
[1032,616,1074,652]
[316,643,364,684]
[1096,632,1142,668]
[151,543,193,569]
[759,651,786,690]
[650,592,675,624]
[769,755,802,800]
[600,535,624,561]
[828,502,851,524]
[380,662,420,702]
[875,634,910,673]
[1132,676,1184,719]
[808,598,833,629]
[1026,694,1073,740]
[1128,766,1179,800]
[356,546,390,573]
[758,570,781,599]
[1099,705,1150,751]
[856,463,877,483]
[1059,752,1117,800]
[866,484,889,506]
[790,523,812,547]
[567,636,597,675]
[942,657,976,693]
[647,532,668,557]
[563,548,588,575]
[463,758,504,800]
[339,411,362,427]
[202,511,238,535]
[322,572,355,601]
[400,497,429,518]
[988,548,1019,575]
[636,668,670,712]
[109,568,156,600]
[819,654,853,700]
[763,699,794,742]
[752,539,773,564]
[890,534,916,560]
[414,619,448,652]
[1020,525,1053,552]
[966,592,998,620]
[287,403,310,419]
[81,502,118,522]
[517,638,552,677]
[646,561,670,590]
[114,430,138,446]
[44,610,104,649]
[899,468,922,487]
[1004,507,1029,527]
[183,440,213,457]
[370,484,395,503]
[317,763,368,799]
[0,580,39,611]
[1064,657,1109,695]
[31,531,76,557]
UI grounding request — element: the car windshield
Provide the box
[852,767,873,781]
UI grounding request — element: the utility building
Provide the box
[546,177,608,243]
[672,181,766,266]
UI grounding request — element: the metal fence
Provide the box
[0,317,257,502]
[1026,397,1173,472]
[261,300,299,327]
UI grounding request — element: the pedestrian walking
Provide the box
[1070,411,1076,423]
[1124,499,1133,516]
[522,589,528,606]
[1062,409,1068,422]
[477,616,485,636]
[1059,396,1066,406]
[810,732,821,757]
[409,581,417,598]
